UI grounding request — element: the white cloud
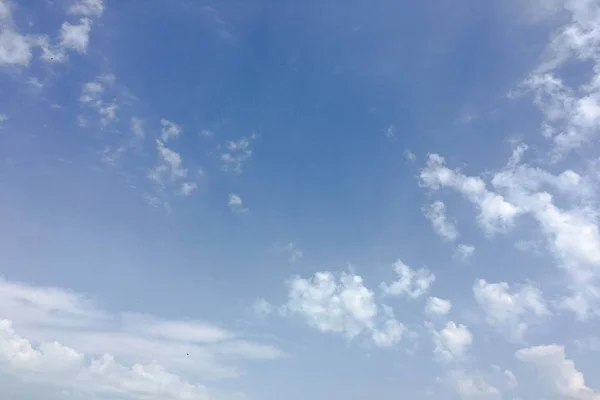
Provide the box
[60,18,92,53]
[252,298,274,317]
[228,193,248,213]
[282,271,404,347]
[516,344,600,399]
[425,296,452,316]
[420,154,521,235]
[423,201,459,241]
[149,140,187,185]
[221,137,253,173]
[179,182,197,197]
[512,1,600,155]
[69,0,104,17]
[284,242,304,263]
[439,369,501,399]
[131,117,144,137]
[79,75,120,125]
[405,149,416,161]
[430,321,472,363]
[455,244,475,262]
[385,125,395,141]
[473,279,549,342]
[0,320,214,400]
[492,152,600,319]
[0,276,282,399]
[161,119,182,142]
[0,1,35,66]
[380,259,435,299]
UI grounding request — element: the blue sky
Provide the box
[1,0,600,399]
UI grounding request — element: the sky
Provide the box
[1,0,600,399]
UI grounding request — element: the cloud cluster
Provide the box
[0,276,283,399]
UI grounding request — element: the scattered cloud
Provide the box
[131,117,144,137]
[0,113,7,125]
[281,271,404,347]
[149,140,187,185]
[179,182,197,197]
[423,201,459,241]
[473,279,549,342]
[160,119,182,142]
[385,125,395,141]
[283,242,304,263]
[430,321,472,363]
[438,365,517,400]
[0,276,283,398]
[79,75,119,125]
[252,298,274,317]
[60,18,92,53]
[405,149,416,161]
[228,193,248,213]
[69,0,104,17]
[516,344,599,399]
[455,244,475,262]
[425,296,452,316]
[420,154,521,235]
[380,259,435,299]
[221,136,254,174]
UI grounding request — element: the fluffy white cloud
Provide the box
[455,243,475,262]
[283,242,304,263]
[252,298,274,317]
[60,18,92,53]
[491,149,600,318]
[149,140,187,184]
[0,276,282,399]
[473,279,549,342]
[69,0,104,17]
[430,321,472,363]
[516,344,599,399]
[425,296,452,316]
[423,201,459,241]
[283,271,404,347]
[180,182,197,196]
[0,320,214,400]
[131,117,144,137]
[380,259,435,299]
[0,0,35,66]
[221,137,253,173]
[161,119,182,142]
[79,75,120,124]
[228,193,248,213]
[438,365,517,400]
[420,154,521,235]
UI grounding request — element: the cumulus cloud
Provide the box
[473,279,549,342]
[252,298,275,317]
[423,201,459,241]
[420,154,521,235]
[221,136,254,174]
[380,259,435,299]
[283,242,304,263]
[282,271,404,347]
[79,75,119,124]
[455,244,475,262]
[149,140,187,184]
[0,276,282,399]
[179,182,197,197]
[438,365,517,400]
[425,296,452,316]
[228,193,248,213]
[131,117,144,137]
[60,18,92,53]
[0,0,36,66]
[160,119,182,142]
[69,0,104,17]
[430,321,472,363]
[516,344,599,399]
